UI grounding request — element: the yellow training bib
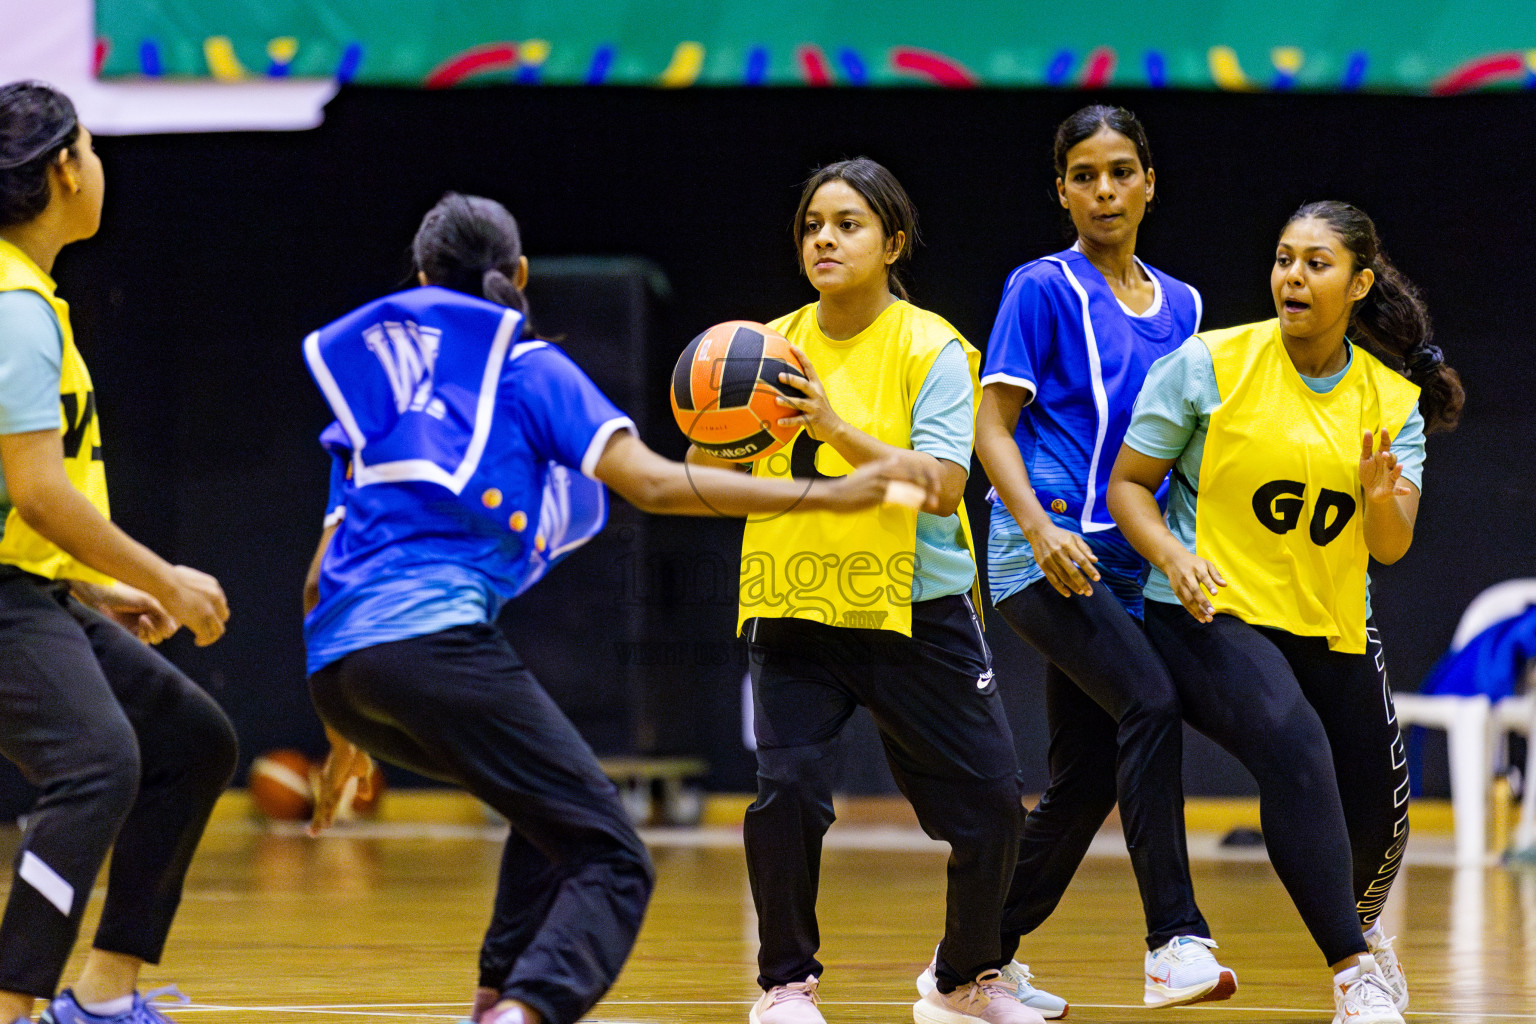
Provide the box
[737,300,980,637]
[0,239,113,584]
[1195,319,1418,653]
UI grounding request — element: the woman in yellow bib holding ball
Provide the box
[690,159,1039,1024]
[1108,202,1463,1024]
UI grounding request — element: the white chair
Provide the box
[1393,692,1491,866]
[1393,580,1536,866]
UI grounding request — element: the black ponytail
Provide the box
[1284,201,1465,433]
[0,81,80,228]
[412,192,537,333]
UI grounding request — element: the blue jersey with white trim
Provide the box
[303,286,628,672]
[982,247,1200,608]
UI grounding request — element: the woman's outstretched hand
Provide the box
[1359,429,1410,505]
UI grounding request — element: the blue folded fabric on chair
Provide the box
[1419,606,1536,700]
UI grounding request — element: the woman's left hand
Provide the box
[1359,429,1411,505]
[89,581,180,644]
[775,345,846,441]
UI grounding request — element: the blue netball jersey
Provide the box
[303,286,630,672]
[983,245,1201,613]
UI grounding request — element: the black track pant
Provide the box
[744,595,1022,994]
[1145,604,1409,964]
[996,580,1207,954]
[308,623,655,1024]
[0,571,238,998]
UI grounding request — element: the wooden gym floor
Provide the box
[6,799,1534,1024]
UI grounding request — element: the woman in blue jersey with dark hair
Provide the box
[967,106,1235,1008]
[300,193,927,1024]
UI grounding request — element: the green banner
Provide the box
[95,0,1536,93]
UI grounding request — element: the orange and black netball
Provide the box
[670,320,807,461]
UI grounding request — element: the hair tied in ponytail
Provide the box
[1404,343,1444,383]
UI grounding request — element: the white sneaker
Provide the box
[1143,935,1238,1007]
[751,976,826,1024]
[916,950,1068,1019]
[914,969,1047,1024]
[1332,955,1404,1024]
[1364,926,1409,1011]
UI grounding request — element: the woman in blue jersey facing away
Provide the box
[690,159,1039,1024]
[301,193,928,1024]
[970,105,1233,1009]
[1108,201,1463,1024]
[0,82,236,1024]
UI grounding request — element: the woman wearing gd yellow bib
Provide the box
[0,82,235,1024]
[1107,201,1464,1024]
[688,159,1037,1024]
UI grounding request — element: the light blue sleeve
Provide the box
[0,291,63,435]
[1123,337,1218,460]
[910,339,973,468]
[1392,406,1426,492]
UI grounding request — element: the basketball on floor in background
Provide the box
[670,320,807,461]
[248,748,315,821]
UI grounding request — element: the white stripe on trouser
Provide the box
[18,850,74,916]
[1358,626,1408,924]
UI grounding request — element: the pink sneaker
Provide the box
[750,975,826,1024]
[914,969,1048,1024]
[480,1006,530,1024]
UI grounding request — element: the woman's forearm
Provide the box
[975,402,1052,540]
[1362,493,1415,564]
[1106,477,1182,569]
[16,478,174,594]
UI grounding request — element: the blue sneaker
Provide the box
[41,987,191,1024]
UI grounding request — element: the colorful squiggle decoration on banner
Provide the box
[1044,49,1074,87]
[515,39,550,84]
[1432,51,1525,94]
[837,48,868,85]
[337,43,364,83]
[1081,47,1115,87]
[744,45,769,85]
[425,42,519,88]
[266,37,298,77]
[204,36,247,80]
[138,40,163,76]
[102,23,1536,95]
[659,42,705,86]
[1208,46,1254,90]
[798,44,832,85]
[586,44,616,84]
[1271,46,1302,90]
[890,46,977,86]
[1341,51,1368,91]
